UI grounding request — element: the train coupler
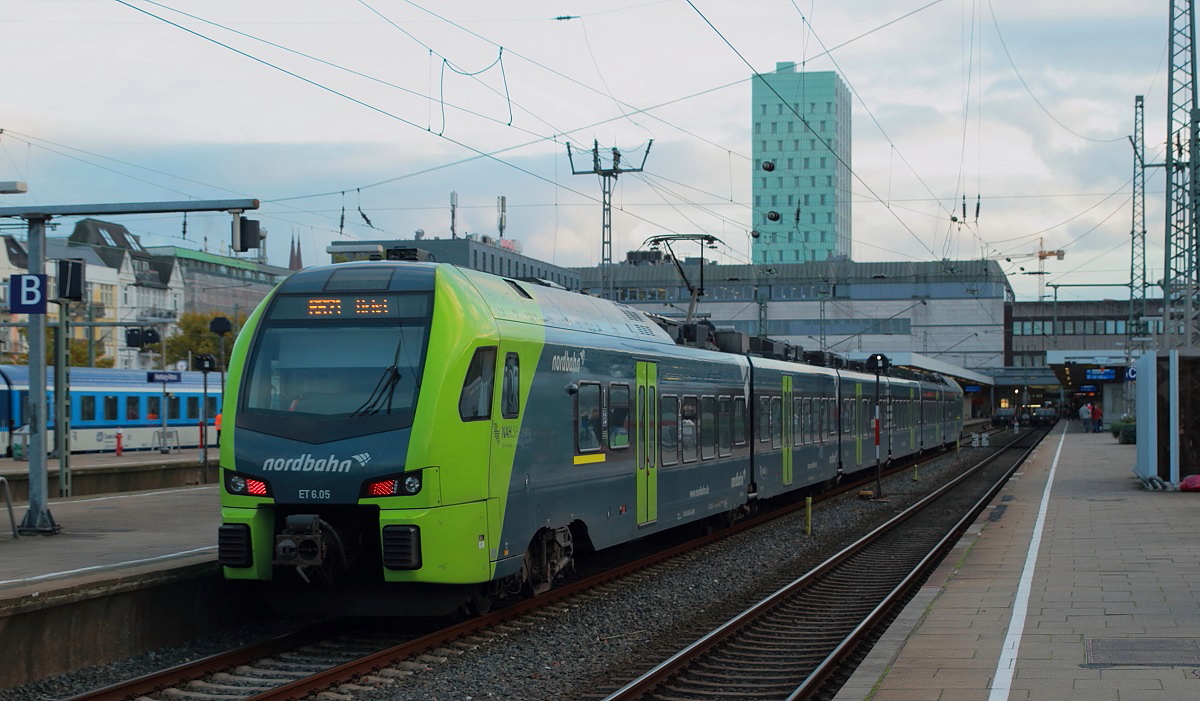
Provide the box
[273,514,332,569]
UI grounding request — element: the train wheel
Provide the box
[467,586,493,616]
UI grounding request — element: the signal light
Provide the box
[233,218,265,252]
[368,479,396,497]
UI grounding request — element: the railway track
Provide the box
[60,429,1016,701]
[593,427,1049,701]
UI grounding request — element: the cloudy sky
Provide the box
[0,0,1172,302]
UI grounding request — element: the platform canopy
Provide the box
[1045,350,1138,390]
[846,351,992,387]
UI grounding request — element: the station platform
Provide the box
[0,484,218,595]
[0,447,216,503]
[0,482,227,687]
[835,422,1200,701]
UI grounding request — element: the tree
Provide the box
[154,311,247,369]
[11,327,116,367]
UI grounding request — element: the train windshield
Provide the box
[238,292,432,442]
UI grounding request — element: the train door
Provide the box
[491,350,521,486]
[782,375,793,486]
[854,382,863,467]
[636,361,658,526]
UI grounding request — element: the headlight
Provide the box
[225,470,271,497]
[362,471,423,497]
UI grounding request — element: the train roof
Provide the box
[0,365,217,391]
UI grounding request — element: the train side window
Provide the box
[168,396,181,420]
[147,396,160,420]
[187,396,199,420]
[818,398,827,442]
[807,397,817,443]
[80,395,96,423]
[717,397,732,457]
[459,347,497,421]
[758,397,770,442]
[700,396,716,460]
[791,397,802,445]
[609,384,630,450]
[660,395,679,466]
[501,353,520,419]
[811,397,819,442]
[732,397,747,446]
[104,396,118,421]
[861,399,869,436]
[681,395,699,463]
[770,397,782,449]
[841,399,852,435]
[803,398,814,444]
[576,382,603,452]
[126,396,140,421]
[206,396,218,419]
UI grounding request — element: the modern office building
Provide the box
[751,64,851,264]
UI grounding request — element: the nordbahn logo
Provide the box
[551,349,586,372]
[261,452,371,473]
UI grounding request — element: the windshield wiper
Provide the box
[350,333,407,417]
[350,365,402,417]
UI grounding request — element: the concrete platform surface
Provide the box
[836,423,1200,701]
[0,485,219,603]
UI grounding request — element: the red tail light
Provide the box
[367,479,396,496]
[247,478,268,496]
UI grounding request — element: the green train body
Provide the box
[217,261,963,615]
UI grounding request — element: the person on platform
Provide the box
[1091,403,1104,433]
[214,412,223,444]
[1079,403,1092,433]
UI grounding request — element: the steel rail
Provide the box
[61,428,995,701]
[600,428,1045,701]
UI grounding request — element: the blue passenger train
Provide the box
[0,365,222,455]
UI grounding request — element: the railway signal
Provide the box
[867,354,891,499]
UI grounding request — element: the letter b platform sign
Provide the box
[9,274,48,314]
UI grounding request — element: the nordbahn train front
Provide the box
[217,262,497,615]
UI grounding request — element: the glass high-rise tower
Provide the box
[751,64,851,263]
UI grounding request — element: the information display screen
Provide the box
[269,294,430,320]
[1085,368,1116,381]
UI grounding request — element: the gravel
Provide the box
[0,445,990,701]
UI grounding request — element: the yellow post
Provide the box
[805,496,812,535]
[913,464,919,481]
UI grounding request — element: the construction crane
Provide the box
[995,238,1065,300]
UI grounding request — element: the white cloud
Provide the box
[0,0,1174,303]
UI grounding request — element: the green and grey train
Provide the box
[217,261,963,615]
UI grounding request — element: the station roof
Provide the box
[845,351,992,387]
[1046,350,1136,388]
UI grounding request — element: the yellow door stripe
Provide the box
[574,453,606,465]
